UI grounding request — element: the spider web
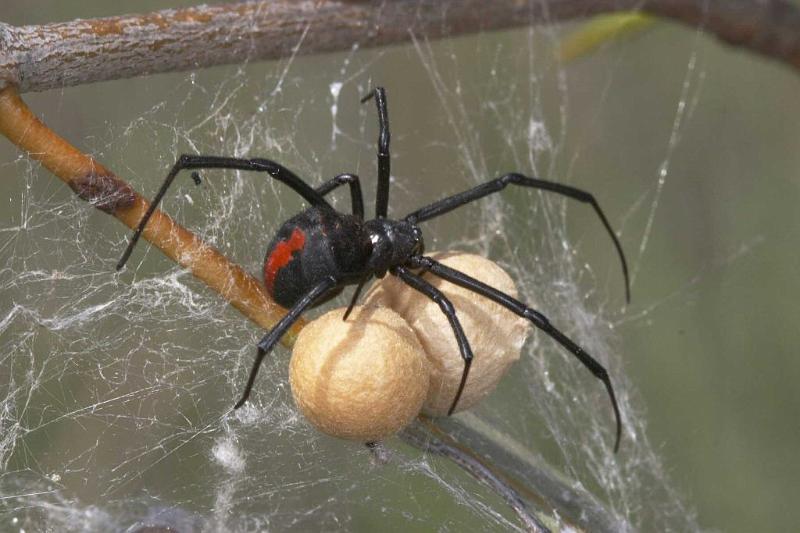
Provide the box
[0,3,727,532]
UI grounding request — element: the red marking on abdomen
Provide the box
[264,227,306,293]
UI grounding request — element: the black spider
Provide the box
[117,87,629,452]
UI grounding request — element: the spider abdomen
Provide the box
[264,207,371,308]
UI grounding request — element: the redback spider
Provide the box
[117,87,629,452]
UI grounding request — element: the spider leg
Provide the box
[404,172,630,303]
[360,87,391,219]
[314,173,365,219]
[342,275,369,321]
[117,154,331,270]
[408,255,623,452]
[392,265,473,416]
[234,275,340,410]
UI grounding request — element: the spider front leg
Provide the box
[361,87,391,219]
[392,266,473,416]
[117,154,331,270]
[234,276,340,409]
[408,255,623,452]
[404,172,630,303]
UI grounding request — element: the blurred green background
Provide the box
[2,2,800,532]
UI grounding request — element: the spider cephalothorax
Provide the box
[117,87,629,451]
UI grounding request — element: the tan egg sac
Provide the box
[365,252,530,416]
[289,305,430,442]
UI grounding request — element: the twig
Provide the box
[2,0,800,94]
[436,413,626,532]
[0,85,303,346]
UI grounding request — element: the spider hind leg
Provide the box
[117,154,330,271]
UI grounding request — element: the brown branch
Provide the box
[1,0,800,94]
[0,85,303,346]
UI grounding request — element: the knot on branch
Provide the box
[69,169,136,213]
[0,23,19,90]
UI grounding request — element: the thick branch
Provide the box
[1,0,800,93]
[0,85,304,346]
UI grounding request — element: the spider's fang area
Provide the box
[191,171,202,185]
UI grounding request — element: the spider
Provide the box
[117,87,629,452]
